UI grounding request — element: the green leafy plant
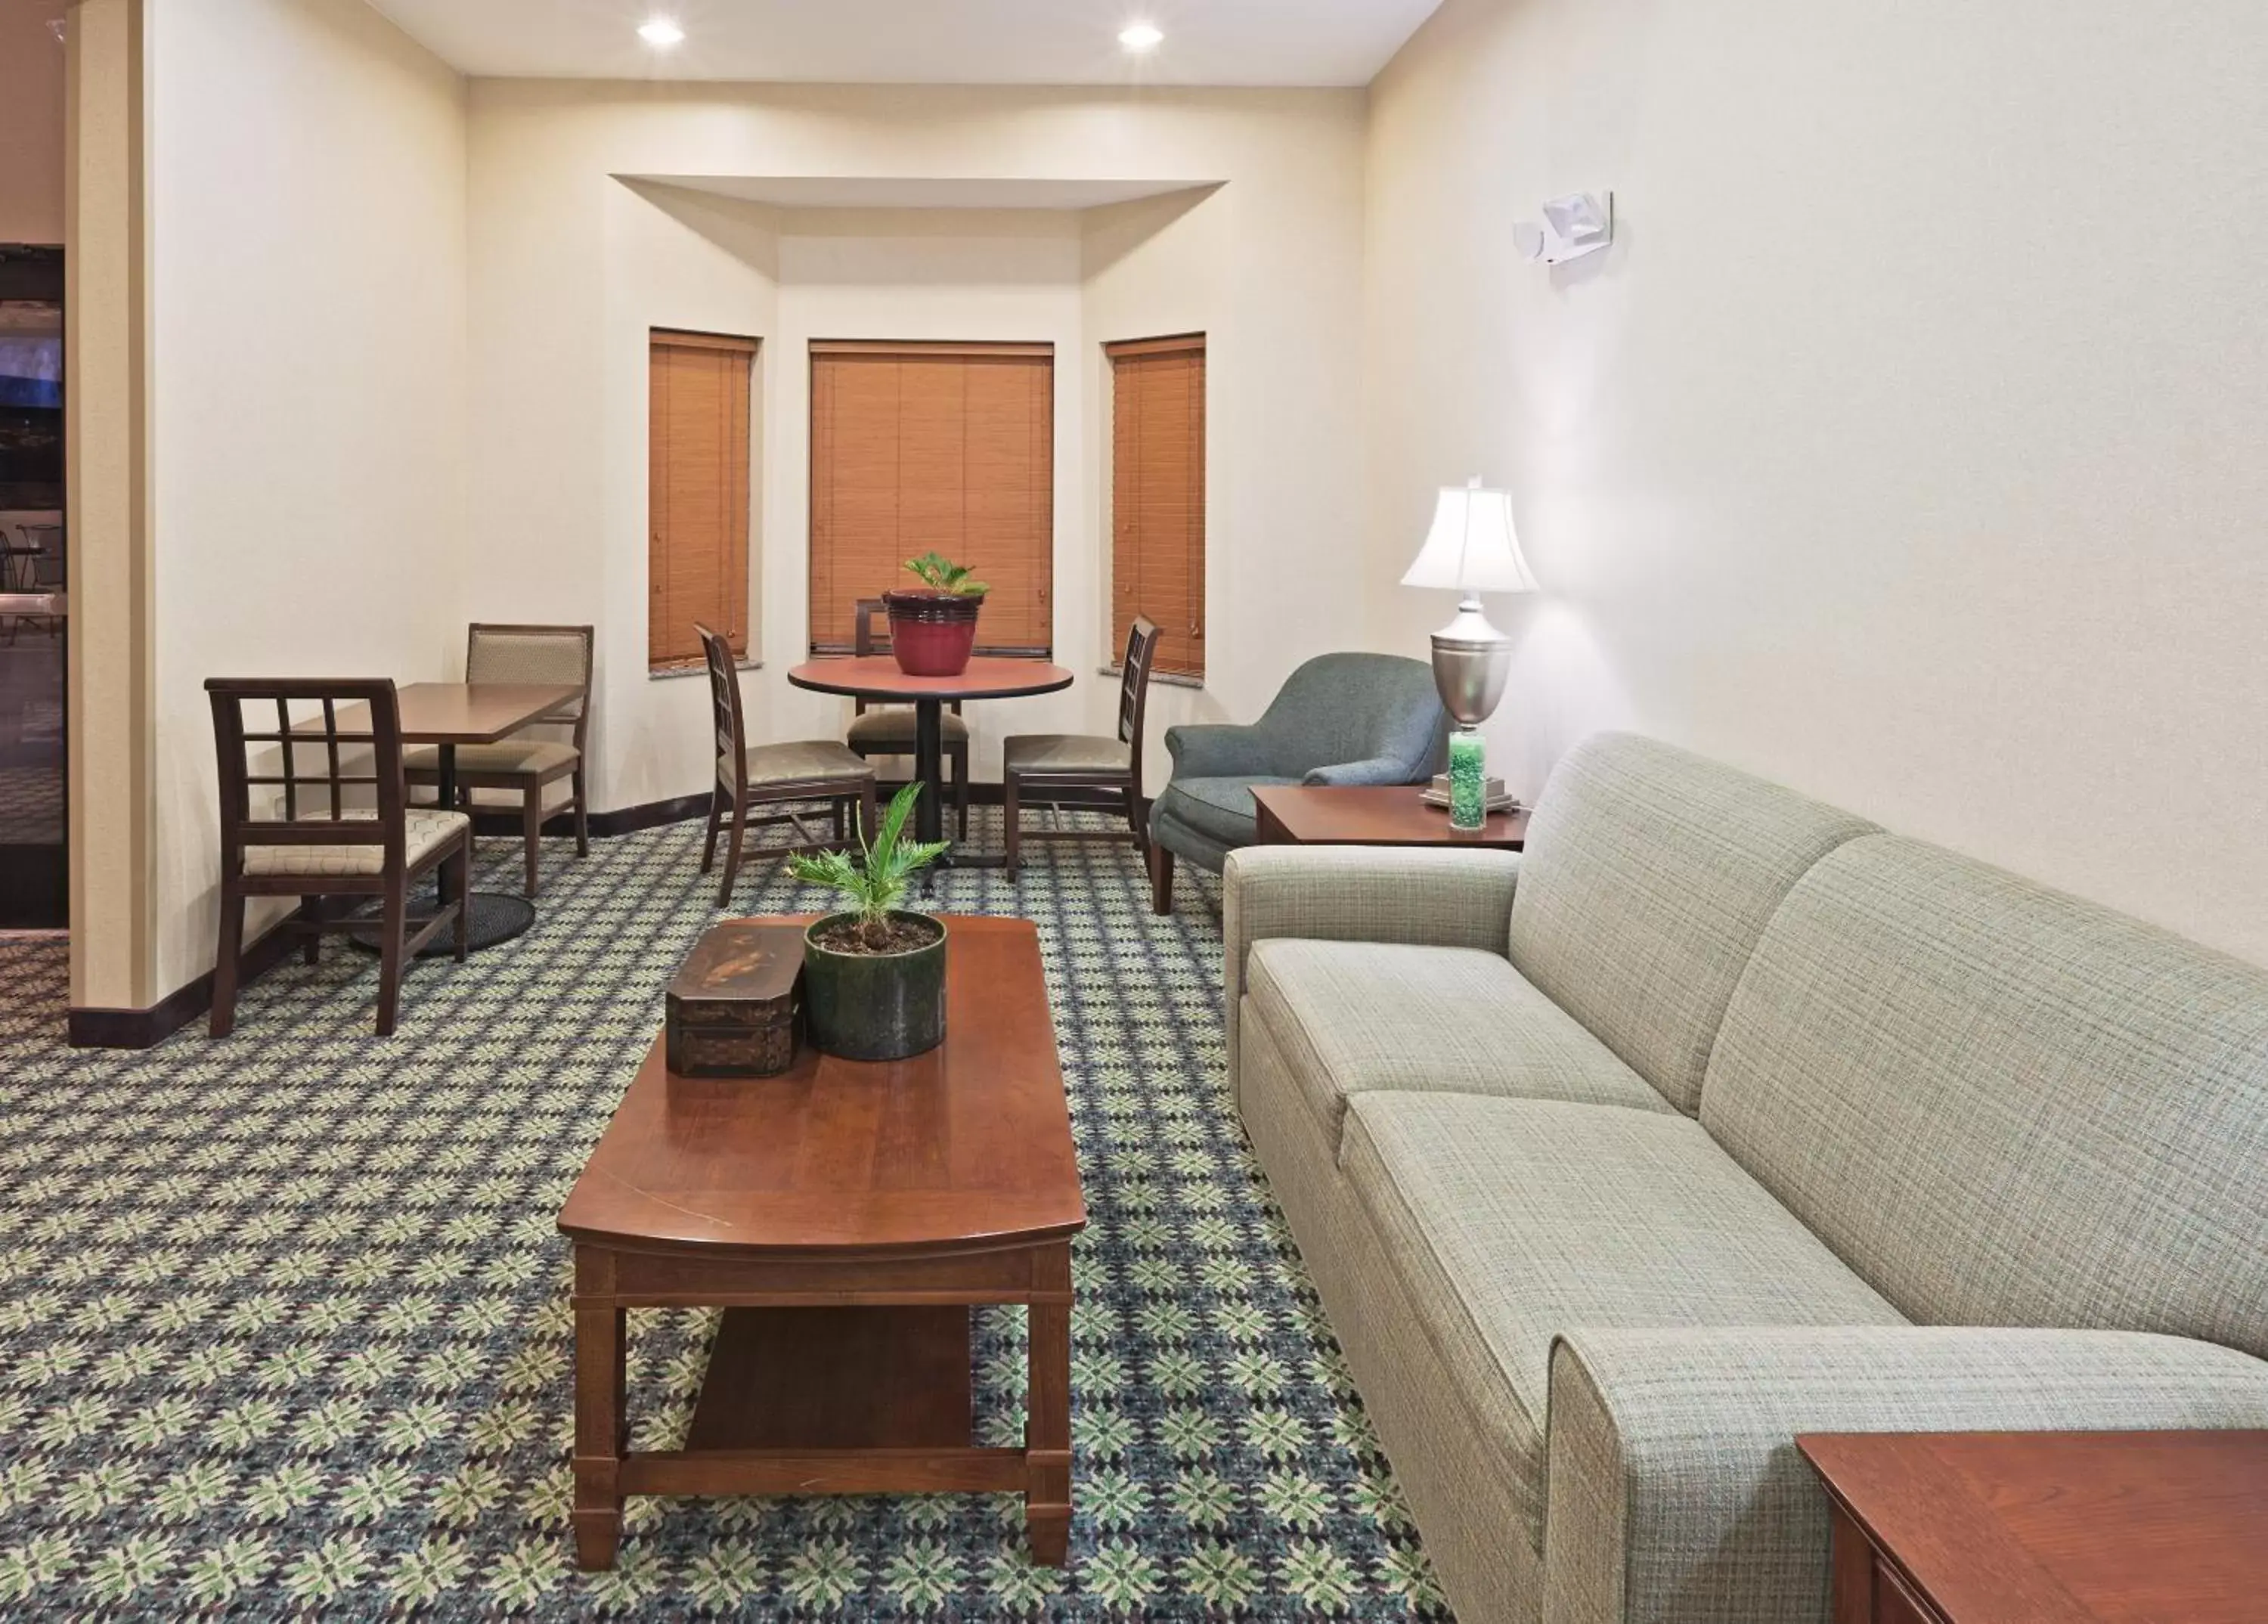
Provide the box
[788,782,950,950]
[903,550,989,597]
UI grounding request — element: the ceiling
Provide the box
[361,0,1443,88]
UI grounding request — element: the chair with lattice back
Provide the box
[1002,616,1162,874]
[697,624,878,908]
[206,677,470,1037]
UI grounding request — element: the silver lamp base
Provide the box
[1429,596,1511,727]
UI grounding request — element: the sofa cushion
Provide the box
[1507,733,1878,1114]
[1154,774,1298,846]
[1246,940,1674,1148]
[1702,834,2268,1359]
[1342,1093,1906,1543]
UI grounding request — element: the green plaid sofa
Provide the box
[1225,732,2268,1624]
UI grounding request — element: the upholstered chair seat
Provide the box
[739,740,876,789]
[242,807,472,879]
[847,708,971,748]
[1002,734,1133,775]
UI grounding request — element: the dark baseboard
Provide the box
[472,780,1132,838]
[67,910,308,1051]
[67,780,1146,1049]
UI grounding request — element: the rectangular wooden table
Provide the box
[1251,783,1529,850]
[301,681,580,952]
[556,916,1087,1570]
[1799,1430,2268,1622]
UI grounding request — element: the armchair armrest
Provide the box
[1302,755,1422,787]
[1163,721,1282,779]
[1544,1325,2268,1624]
[1222,845,1520,1076]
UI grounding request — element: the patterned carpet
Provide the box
[0,811,1451,1618]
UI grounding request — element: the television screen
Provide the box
[0,302,62,494]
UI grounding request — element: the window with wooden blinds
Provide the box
[1108,334,1206,679]
[649,330,757,671]
[808,340,1054,656]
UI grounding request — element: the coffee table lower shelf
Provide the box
[569,1248,1073,1571]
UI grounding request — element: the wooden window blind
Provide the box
[808,339,1054,656]
[649,330,756,671]
[1108,334,1206,679]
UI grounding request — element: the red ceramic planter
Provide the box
[883,590,984,676]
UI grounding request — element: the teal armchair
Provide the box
[1146,652,1448,912]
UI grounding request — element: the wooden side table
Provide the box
[1797,1430,2268,1622]
[1250,783,1528,851]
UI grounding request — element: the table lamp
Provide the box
[1401,479,1539,829]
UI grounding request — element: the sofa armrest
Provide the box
[1164,721,1281,779]
[1301,755,1421,787]
[1543,1325,2268,1624]
[1222,845,1520,1077]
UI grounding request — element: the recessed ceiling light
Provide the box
[1118,23,1164,53]
[637,17,685,47]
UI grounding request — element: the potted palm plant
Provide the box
[882,550,988,677]
[789,783,951,1060]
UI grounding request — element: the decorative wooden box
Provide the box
[665,921,805,1077]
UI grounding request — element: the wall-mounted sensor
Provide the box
[1516,192,1614,265]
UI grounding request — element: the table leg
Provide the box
[1026,1244,1074,1566]
[572,1279,627,1571]
[912,699,946,848]
[434,743,460,904]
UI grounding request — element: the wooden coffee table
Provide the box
[1799,1430,2268,1622]
[557,916,1086,1570]
[1250,783,1529,850]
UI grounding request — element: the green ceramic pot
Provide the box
[801,911,947,1061]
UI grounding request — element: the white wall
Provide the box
[1365,0,2268,964]
[467,82,1369,814]
[0,1,65,243]
[149,0,468,989]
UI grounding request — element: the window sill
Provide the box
[652,659,762,681]
[1100,663,1205,692]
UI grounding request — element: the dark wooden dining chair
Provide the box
[697,623,878,907]
[1002,616,1162,873]
[405,622,593,897]
[206,678,470,1037]
[842,598,970,839]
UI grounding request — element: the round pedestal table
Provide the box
[785,656,1075,867]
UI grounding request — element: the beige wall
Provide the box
[147,0,467,990]
[1,1,66,243]
[468,82,1369,814]
[1365,0,2268,964]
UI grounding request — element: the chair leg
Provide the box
[209,891,246,1038]
[572,771,590,858]
[717,797,747,910]
[955,745,971,841]
[833,801,845,844]
[860,780,879,847]
[1003,770,1021,876]
[700,790,723,873]
[451,844,471,962]
[376,871,408,1037]
[299,899,321,965]
[1149,844,1175,916]
[522,792,544,898]
[1126,782,1145,854]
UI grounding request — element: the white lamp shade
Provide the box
[1401,482,1540,594]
